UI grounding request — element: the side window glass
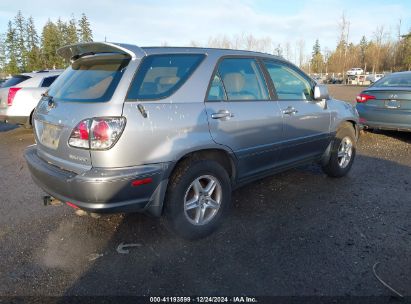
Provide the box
[207,73,226,101]
[41,76,58,87]
[217,58,269,101]
[127,54,205,100]
[264,61,313,101]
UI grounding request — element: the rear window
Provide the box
[1,75,31,88]
[48,54,130,102]
[127,54,205,100]
[372,73,411,88]
[41,76,59,88]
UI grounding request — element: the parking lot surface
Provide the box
[0,85,410,296]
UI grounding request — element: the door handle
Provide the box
[211,110,234,120]
[282,106,298,115]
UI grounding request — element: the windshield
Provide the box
[1,75,31,88]
[48,53,130,102]
[372,73,411,88]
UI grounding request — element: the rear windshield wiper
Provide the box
[71,52,96,61]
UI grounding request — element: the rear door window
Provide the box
[48,53,130,102]
[207,73,227,101]
[210,58,269,101]
[127,54,205,100]
[1,75,31,88]
[41,76,59,87]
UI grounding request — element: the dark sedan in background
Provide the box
[356,71,411,131]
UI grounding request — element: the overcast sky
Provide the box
[1,0,410,56]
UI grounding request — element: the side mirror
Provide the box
[314,84,329,101]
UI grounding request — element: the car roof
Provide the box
[58,42,285,62]
[19,70,64,78]
[388,71,411,76]
[141,46,282,59]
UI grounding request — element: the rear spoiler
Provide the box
[57,42,146,61]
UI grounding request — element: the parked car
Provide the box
[0,70,62,127]
[347,68,364,77]
[328,76,343,84]
[366,73,384,84]
[356,71,411,132]
[25,42,359,239]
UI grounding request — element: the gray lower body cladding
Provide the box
[24,146,171,215]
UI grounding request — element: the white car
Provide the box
[0,70,62,127]
[347,68,364,77]
[366,73,384,83]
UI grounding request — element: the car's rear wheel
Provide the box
[163,158,231,240]
[322,122,356,178]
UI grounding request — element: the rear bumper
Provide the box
[24,145,171,215]
[356,104,411,132]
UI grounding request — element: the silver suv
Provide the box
[25,42,359,239]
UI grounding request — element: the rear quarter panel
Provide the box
[97,102,218,168]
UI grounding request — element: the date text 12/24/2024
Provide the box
[150,297,258,303]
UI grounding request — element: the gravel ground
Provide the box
[0,85,410,298]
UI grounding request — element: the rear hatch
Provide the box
[360,87,411,125]
[33,42,145,173]
[362,87,411,110]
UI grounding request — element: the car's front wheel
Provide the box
[163,158,231,240]
[322,122,356,178]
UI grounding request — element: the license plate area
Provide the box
[36,120,62,150]
[385,100,400,109]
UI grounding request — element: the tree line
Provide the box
[186,15,411,76]
[309,15,411,76]
[0,11,93,76]
[1,11,410,78]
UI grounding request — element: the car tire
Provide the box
[163,158,231,240]
[322,122,356,178]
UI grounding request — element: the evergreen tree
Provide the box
[66,16,79,45]
[310,39,324,73]
[78,13,93,42]
[41,20,60,69]
[56,18,68,67]
[401,31,411,70]
[26,16,41,71]
[359,36,367,68]
[0,12,93,73]
[0,34,6,74]
[5,21,19,75]
[14,11,28,71]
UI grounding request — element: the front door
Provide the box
[263,60,331,165]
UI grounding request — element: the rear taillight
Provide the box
[356,93,375,103]
[69,117,126,150]
[7,87,21,106]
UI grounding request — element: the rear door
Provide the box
[34,53,133,173]
[205,57,283,180]
[263,60,330,165]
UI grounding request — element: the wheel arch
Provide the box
[171,148,237,183]
[145,147,237,217]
